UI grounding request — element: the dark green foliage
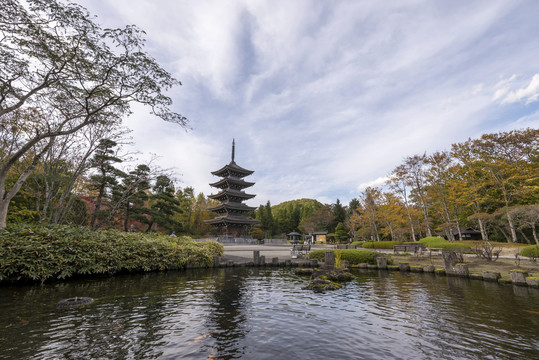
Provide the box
[334,222,349,243]
[418,236,471,250]
[350,241,365,247]
[362,241,403,249]
[0,224,223,283]
[143,175,182,233]
[89,139,125,229]
[329,199,346,233]
[520,245,539,258]
[308,249,380,265]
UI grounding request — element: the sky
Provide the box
[76,0,539,208]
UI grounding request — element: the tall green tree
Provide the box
[88,139,124,230]
[144,175,182,233]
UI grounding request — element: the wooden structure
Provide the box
[205,140,258,236]
[312,231,328,244]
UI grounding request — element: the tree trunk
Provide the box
[0,199,9,228]
[518,229,531,244]
[532,225,538,245]
[506,210,518,243]
[477,218,489,241]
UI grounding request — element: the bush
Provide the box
[418,236,471,250]
[0,224,224,283]
[362,241,402,249]
[308,249,382,265]
[350,241,364,247]
[520,245,539,258]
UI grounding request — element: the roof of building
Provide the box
[211,161,254,178]
[207,201,257,213]
[208,188,256,200]
[209,176,255,189]
[204,214,259,226]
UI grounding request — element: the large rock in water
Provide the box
[442,250,459,274]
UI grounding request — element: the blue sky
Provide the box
[77,0,539,207]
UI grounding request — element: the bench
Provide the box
[393,243,426,255]
[291,244,311,258]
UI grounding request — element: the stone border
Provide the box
[209,252,538,289]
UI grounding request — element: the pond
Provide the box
[1,268,538,360]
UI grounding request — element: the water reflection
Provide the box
[1,269,538,360]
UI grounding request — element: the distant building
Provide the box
[312,231,328,243]
[204,140,258,237]
[451,227,482,240]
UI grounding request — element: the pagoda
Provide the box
[205,140,258,237]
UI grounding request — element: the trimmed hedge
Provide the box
[418,236,471,250]
[350,241,365,247]
[308,249,383,265]
[0,224,224,283]
[362,241,403,249]
[520,245,539,258]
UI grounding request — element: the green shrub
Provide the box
[308,249,381,265]
[0,224,224,283]
[362,241,402,249]
[418,236,471,250]
[520,245,539,258]
[350,241,364,247]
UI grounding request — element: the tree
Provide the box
[329,199,346,233]
[334,222,349,243]
[0,0,187,227]
[88,139,124,229]
[144,175,182,233]
[388,167,417,241]
[299,206,333,235]
[509,205,539,245]
[118,164,151,232]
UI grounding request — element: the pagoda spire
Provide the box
[231,138,235,163]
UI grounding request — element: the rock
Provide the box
[324,251,335,267]
[482,271,501,282]
[399,263,410,272]
[304,277,342,292]
[410,266,423,272]
[295,268,314,276]
[57,297,94,308]
[526,277,539,288]
[454,264,469,277]
[423,265,435,273]
[376,257,387,269]
[434,268,446,275]
[510,270,529,286]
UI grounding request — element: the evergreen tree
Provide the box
[144,175,182,233]
[335,222,349,243]
[88,139,124,230]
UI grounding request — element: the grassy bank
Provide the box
[389,253,538,279]
[309,249,385,265]
[0,224,224,284]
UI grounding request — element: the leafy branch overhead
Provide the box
[0,0,188,227]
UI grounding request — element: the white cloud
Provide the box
[357,177,389,192]
[500,74,539,104]
[75,0,539,207]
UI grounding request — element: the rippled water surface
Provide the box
[1,268,538,359]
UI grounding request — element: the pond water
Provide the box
[1,268,538,360]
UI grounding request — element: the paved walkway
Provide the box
[222,244,333,263]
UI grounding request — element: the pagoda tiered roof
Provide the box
[211,161,254,178]
[209,176,255,190]
[205,214,259,226]
[207,188,256,202]
[207,201,256,213]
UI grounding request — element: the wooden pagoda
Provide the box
[205,140,258,237]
